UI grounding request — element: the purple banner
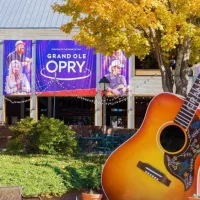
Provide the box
[100,50,129,96]
[36,40,96,96]
[3,40,32,95]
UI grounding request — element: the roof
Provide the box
[0,0,71,29]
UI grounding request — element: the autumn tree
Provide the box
[52,0,200,96]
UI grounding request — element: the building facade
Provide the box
[0,0,197,129]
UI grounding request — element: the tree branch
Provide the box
[167,1,175,14]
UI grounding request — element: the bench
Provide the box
[0,186,42,200]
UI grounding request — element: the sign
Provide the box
[36,40,96,96]
[3,40,32,95]
[100,50,129,96]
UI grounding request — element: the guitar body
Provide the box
[102,93,200,200]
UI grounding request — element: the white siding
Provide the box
[129,75,194,97]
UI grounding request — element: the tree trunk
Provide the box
[150,29,191,96]
[175,58,189,97]
[160,64,174,93]
[174,38,191,97]
[149,28,174,93]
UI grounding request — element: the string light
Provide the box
[4,73,158,105]
[4,79,55,104]
[74,73,157,105]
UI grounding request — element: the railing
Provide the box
[76,132,135,154]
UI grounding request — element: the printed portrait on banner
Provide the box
[100,50,129,96]
[3,40,32,95]
[36,40,96,96]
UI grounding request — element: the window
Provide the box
[106,97,127,128]
[135,54,160,76]
[135,96,153,128]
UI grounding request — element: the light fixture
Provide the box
[99,76,110,91]
[98,76,110,133]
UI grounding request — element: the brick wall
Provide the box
[0,126,13,148]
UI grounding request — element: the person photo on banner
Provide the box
[5,60,30,95]
[6,40,32,81]
[103,49,126,69]
[105,59,129,96]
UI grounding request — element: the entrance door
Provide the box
[5,97,30,125]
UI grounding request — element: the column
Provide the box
[95,53,102,126]
[0,41,5,124]
[127,55,135,128]
[30,40,37,120]
[128,95,135,129]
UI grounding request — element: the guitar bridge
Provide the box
[137,161,171,187]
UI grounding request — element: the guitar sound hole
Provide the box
[160,125,186,153]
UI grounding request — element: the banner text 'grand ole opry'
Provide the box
[2,39,133,127]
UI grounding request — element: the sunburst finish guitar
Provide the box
[102,74,200,200]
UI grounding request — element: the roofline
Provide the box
[0,27,79,30]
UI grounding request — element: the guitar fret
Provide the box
[176,116,190,125]
[191,86,200,93]
[187,95,200,104]
[174,119,187,129]
[175,116,189,125]
[189,91,200,100]
[194,82,200,87]
[180,107,194,116]
[179,110,193,118]
[184,99,199,107]
[176,114,191,123]
[191,87,199,93]
[183,102,197,111]
[195,77,200,84]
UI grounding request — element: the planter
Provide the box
[82,192,103,200]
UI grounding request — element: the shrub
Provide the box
[7,117,36,154]
[57,154,107,193]
[64,164,100,191]
[7,116,77,155]
[6,139,23,154]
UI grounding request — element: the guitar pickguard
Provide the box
[164,115,200,190]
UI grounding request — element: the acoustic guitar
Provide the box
[102,74,200,200]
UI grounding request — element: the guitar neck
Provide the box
[174,74,200,129]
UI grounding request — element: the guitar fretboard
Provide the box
[174,74,200,129]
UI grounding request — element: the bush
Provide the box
[65,162,102,192]
[7,116,77,155]
[7,117,36,154]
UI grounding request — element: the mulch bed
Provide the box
[42,191,82,200]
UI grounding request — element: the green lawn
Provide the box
[0,153,108,198]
